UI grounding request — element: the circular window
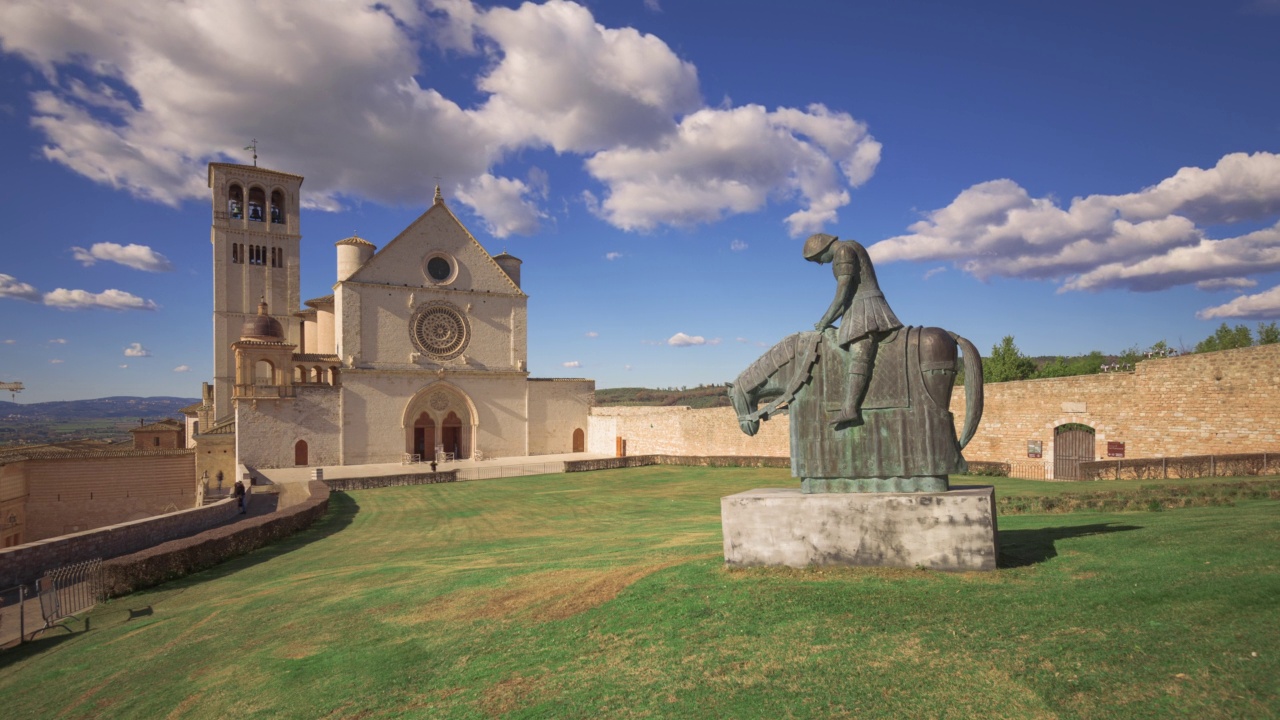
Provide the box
[410,302,470,361]
[423,252,457,285]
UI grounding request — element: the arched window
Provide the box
[270,189,285,224]
[255,359,275,386]
[228,184,244,219]
[328,367,340,386]
[294,366,306,383]
[248,187,266,222]
[312,366,323,383]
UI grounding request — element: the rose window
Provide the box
[411,302,470,361]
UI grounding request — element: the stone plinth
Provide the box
[721,486,998,572]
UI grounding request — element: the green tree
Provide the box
[984,335,1037,383]
[1195,323,1253,353]
[1257,322,1280,345]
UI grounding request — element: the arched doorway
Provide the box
[413,412,436,459]
[1054,424,1095,480]
[294,440,308,466]
[573,428,585,453]
[442,411,466,459]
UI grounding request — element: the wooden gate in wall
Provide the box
[1054,424,1096,480]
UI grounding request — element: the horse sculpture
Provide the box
[729,326,984,493]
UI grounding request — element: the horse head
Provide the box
[726,381,760,436]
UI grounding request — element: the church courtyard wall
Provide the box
[590,343,1280,472]
[236,387,342,468]
[527,379,594,455]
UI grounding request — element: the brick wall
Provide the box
[24,452,197,541]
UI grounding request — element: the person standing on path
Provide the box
[233,479,246,514]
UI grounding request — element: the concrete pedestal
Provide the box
[721,486,999,572]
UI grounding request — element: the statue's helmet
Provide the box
[803,233,838,260]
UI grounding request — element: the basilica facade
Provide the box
[198,163,593,469]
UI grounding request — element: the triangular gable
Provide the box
[346,200,524,295]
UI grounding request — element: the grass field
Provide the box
[2,467,1278,718]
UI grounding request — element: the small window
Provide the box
[232,243,240,264]
[271,190,285,224]
[248,187,266,222]
[153,436,160,447]
[423,252,457,285]
[427,257,451,281]
[228,184,244,219]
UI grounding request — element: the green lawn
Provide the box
[2,467,1278,718]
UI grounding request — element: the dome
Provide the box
[241,298,284,341]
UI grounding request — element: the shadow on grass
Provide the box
[998,522,1141,568]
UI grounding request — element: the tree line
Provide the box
[979,321,1280,384]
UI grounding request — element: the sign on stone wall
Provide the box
[1107,441,1125,458]
[1027,440,1042,458]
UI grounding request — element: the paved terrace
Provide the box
[254,451,615,488]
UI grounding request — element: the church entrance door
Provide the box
[573,428,585,453]
[442,411,465,459]
[413,413,436,459]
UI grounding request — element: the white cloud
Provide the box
[119,363,128,369]
[1195,277,1258,291]
[736,337,748,343]
[668,332,706,347]
[49,358,63,364]
[1197,285,1280,319]
[0,0,876,236]
[870,152,1280,294]
[0,274,41,302]
[454,174,546,237]
[173,364,191,373]
[923,266,946,280]
[71,242,173,271]
[585,331,599,338]
[562,360,581,368]
[605,252,623,261]
[644,0,662,12]
[730,239,748,251]
[3,339,14,344]
[124,342,150,357]
[43,288,158,311]
[707,337,722,345]
[49,338,67,344]
[624,363,633,371]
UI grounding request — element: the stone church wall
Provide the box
[590,406,790,458]
[527,379,593,455]
[236,387,342,468]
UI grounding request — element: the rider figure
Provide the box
[804,233,903,426]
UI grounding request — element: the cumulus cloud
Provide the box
[0,0,876,235]
[50,358,63,364]
[173,365,190,373]
[124,342,150,357]
[1197,286,1280,319]
[730,239,747,251]
[454,174,546,237]
[1195,277,1258,291]
[43,288,158,311]
[923,266,946,280]
[49,338,67,344]
[3,339,14,344]
[668,332,705,347]
[71,242,174,271]
[562,360,581,368]
[870,152,1280,295]
[584,331,598,338]
[624,363,633,371]
[0,274,41,302]
[605,252,623,261]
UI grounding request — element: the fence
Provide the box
[456,462,565,481]
[1,558,103,648]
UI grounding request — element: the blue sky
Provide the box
[1,0,1279,403]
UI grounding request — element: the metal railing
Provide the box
[456,462,565,481]
[38,559,103,629]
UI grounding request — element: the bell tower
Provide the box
[208,162,303,422]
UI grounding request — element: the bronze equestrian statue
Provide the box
[729,234,984,493]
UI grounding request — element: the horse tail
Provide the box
[949,332,984,450]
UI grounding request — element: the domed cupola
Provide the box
[241,297,285,341]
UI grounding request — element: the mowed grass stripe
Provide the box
[0,467,1276,719]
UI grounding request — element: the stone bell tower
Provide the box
[208,162,303,422]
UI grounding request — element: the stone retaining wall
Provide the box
[0,492,241,589]
[565,455,790,473]
[322,471,458,491]
[101,481,330,598]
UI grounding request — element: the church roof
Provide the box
[241,298,285,341]
[335,235,375,247]
[130,420,184,434]
[178,402,208,415]
[304,295,335,309]
[201,418,237,436]
[207,162,304,184]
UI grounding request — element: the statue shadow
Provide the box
[998,522,1141,568]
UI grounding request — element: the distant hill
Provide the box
[0,396,199,421]
[595,385,731,409]
[0,396,199,447]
